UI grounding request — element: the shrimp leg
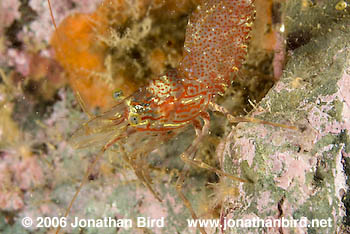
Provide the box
[179,112,248,181]
[176,112,247,234]
[179,155,248,183]
[176,170,206,234]
[119,145,162,202]
[209,102,298,130]
[175,113,211,234]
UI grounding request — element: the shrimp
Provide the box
[48,0,295,233]
[69,0,256,155]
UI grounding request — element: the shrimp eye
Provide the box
[129,114,141,126]
[113,89,124,100]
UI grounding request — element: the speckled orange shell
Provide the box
[133,0,256,131]
[180,0,255,94]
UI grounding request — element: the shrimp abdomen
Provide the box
[180,0,255,93]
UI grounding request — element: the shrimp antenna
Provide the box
[48,0,58,31]
[47,0,93,117]
[55,149,105,234]
[47,2,102,233]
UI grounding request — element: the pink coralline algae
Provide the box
[272,152,312,191]
[29,0,101,42]
[0,163,24,211]
[0,151,44,211]
[336,70,350,131]
[0,0,20,35]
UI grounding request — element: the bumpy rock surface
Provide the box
[221,0,350,233]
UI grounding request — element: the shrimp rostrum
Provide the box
[53,0,260,233]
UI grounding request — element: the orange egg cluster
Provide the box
[180,0,254,94]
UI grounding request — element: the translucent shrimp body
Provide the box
[70,0,255,149]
